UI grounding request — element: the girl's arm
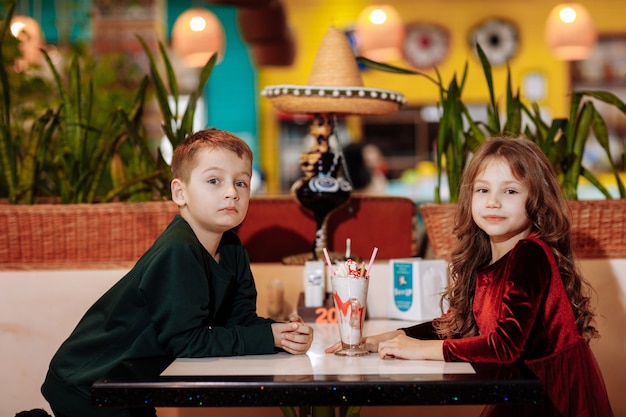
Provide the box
[403,320,441,339]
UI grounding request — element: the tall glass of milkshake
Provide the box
[331,259,369,356]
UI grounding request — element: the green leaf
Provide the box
[458,60,469,92]
[356,56,442,87]
[435,79,457,202]
[159,41,179,118]
[501,68,523,135]
[565,92,583,148]
[446,84,466,202]
[137,35,175,142]
[579,90,626,115]
[0,1,16,127]
[101,170,167,202]
[563,101,594,199]
[588,103,625,198]
[434,67,445,103]
[581,167,613,199]
[15,110,56,203]
[461,104,487,147]
[84,114,124,203]
[541,118,566,165]
[179,53,217,146]
[476,43,500,131]
[525,103,549,146]
[68,55,83,155]
[0,123,17,201]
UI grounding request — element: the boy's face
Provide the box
[171,147,252,235]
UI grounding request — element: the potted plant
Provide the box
[0,2,218,267]
[359,44,626,259]
[0,2,160,204]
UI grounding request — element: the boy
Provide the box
[41,128,313,417]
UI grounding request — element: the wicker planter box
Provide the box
[419,199,626,260]
[0,196,418,270]
[0,201,180,269]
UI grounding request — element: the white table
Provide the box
[92,320,542,416]
[162,320,474,378]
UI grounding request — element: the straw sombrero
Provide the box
[261,26,405,116]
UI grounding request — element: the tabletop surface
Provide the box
[91,320,542,408]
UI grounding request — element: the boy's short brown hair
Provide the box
[171,128,253,182]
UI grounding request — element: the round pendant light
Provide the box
[171,8,225,68]
[354,4,405,62]
[545,3,597,61]
[10,15,45,70]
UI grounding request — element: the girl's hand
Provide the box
[378,335,444,360]
[363,330,405,352]
[324,339,343,354]
[324,329,405,354]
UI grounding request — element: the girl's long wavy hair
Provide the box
[434,136,598,342]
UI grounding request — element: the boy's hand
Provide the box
[271,314,313,354]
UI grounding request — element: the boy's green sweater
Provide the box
[42,216,276,417]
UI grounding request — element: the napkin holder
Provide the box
[388,258,448,321]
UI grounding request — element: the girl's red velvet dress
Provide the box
[404,235,613,417]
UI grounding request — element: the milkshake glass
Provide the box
[331,273,369,356]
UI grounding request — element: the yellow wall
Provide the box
[258,0,626,192]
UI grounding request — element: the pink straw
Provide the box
[322,247,335,275]
[365,247,378,277]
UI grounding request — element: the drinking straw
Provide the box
[345,238,351,259]
[365,247,378,277]
[322,247,335,275]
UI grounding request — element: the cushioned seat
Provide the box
[237,195,418,263]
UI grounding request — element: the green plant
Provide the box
[0,2,56,203]
[42,51,149,203]
[137,35,217,150]
[0,1,162,203]
[0,3,216,204]
[358,44,626,202]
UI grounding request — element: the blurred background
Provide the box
[4,0,626,200]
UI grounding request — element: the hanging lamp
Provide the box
[354,4,405,62]
[10,15,45,70]
[545,3,597,61]
[171,8,225,68]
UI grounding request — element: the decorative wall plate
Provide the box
[402,23,450,69]
[469,18,519,65]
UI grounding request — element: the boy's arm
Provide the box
[224,261,274,327]
[222,238,276,327]
[139,239,276,358]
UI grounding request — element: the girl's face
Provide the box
[172,147,252,237]
[471,157,532,256]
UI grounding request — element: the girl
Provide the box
[328,136,613,417]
